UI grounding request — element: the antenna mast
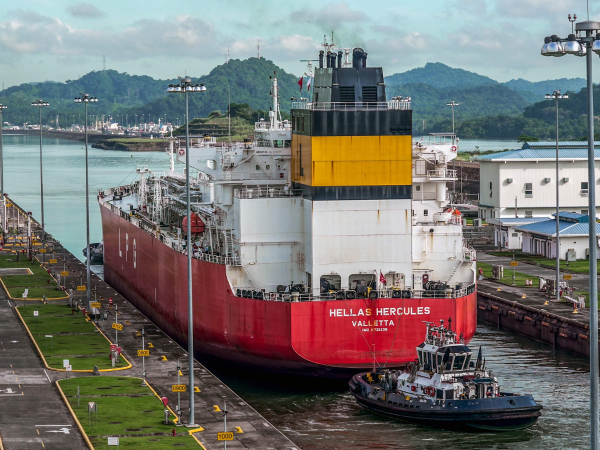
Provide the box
[257,41,260,59]
[103,54,106,71]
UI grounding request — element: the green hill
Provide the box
[501,77,587,97]
[385,62,497,89]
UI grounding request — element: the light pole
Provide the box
[542,17,600,449]
[447,100,459,204]
[446,101,459,134]
[74,93,98,311]
[0,104,7,232]
[545,90,568,302]
[167,78,206,427]
[31,100,50,253]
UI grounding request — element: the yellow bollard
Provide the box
[543,300,549,306]
[573,308,579,314]
[497,288,502,291]
[521,294,527,299]
[213,405,221,412]
[148,343,154,348]
[235,427,243,433]
[161,355,167,361]
[194,386,200,392]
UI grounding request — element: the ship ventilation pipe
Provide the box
[331,53,336,68]
[337,51,343,68]
[319,51,324,68]
[363,52,368,67]
[326,51,332,68]
[352,48,365,68]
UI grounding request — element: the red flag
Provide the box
[380,271,387,285]
[297,76,303,92]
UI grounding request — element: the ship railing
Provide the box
[234,188,303,199]
[426,169,457,179]
[236,283,477,302]
[210,172,278,182]
[291,101,411,111]
[462,246,477,262]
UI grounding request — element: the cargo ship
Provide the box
[98,45,477,378]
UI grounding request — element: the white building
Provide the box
[477,142,600,221]
[515,212,600,260]
[490,217,548,250]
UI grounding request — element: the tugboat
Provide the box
[83,242,104,264]
[349,320,542,431]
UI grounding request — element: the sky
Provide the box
[1,0,599,88]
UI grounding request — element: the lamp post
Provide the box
[447,100,459,204]
[74,93,98,310]
[167,78,206,427]
[545,90,568,302]
[446,100,459,134]
[31,100,50,254]
[0,104,6,232]
[542,18,600,449]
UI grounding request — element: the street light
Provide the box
[167,78,206,427]
[447,100,460,204]
[74,93,98,311]
[545,90,568,303]
[446,101,459,134]
[31,100,50,254]
[542,17,600,449]
[0,104,7,232]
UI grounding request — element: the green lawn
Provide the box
[18,304,129,370]
[0,253,66,299]
[478,262,539,288]
[487,251,594,274]
[59,377,198,448]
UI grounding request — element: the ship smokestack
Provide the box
[363,52,368,68]
[352,48,365,69]
[319,50,324,69]
[326,51,332,68]
[331,53,336,68]
[337,51,343,68]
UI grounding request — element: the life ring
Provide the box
[450,145,457,152]
[425,386,436,397]
[179,148,185,155]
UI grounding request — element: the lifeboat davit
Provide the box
[182,213,205,235]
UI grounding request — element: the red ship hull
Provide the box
[101,207,477,378]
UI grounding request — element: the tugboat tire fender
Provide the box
[425,386,435,397]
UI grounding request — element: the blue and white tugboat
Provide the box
[349,320,542,431]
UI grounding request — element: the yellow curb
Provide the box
[139,377,180,425]
[15,306,132,373]
[0,430,4,450]
[188,429,207,449]
[55,380,95,450]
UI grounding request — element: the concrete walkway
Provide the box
[477,250,593,291]
[0,295,87,450]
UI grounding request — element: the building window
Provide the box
[265,165,270,170]
[512,232,519,237]
[525,210,533,218]
[582,182,589,194]
[256,165,260,170]
[424,209,429,216]
[582,209,589,215]
[416,185,421,191]
[489,182,492,189]
[525,183,533,196]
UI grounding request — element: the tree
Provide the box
[517,134,539,143]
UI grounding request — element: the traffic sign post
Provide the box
[171,384,186,392]
[88,402,97,431]
[222,401,229,449]
[511,251,517,286]
[115,304,118,345]
[33,310,38,330]
[108,436,119,448]
[177,358,181,420]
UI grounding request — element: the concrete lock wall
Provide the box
[477,291,592,358]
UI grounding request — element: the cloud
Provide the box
[66,3,104,19]
[289,1,369,29]
[0,12,223,61]
[231,34,321,62]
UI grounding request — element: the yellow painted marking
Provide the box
[9,364,11,368]
[187,427,204,435]
[36,429,39,435]
[41,441,45,448]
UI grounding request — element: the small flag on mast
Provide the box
[379,271,386,285]
[306,76,313,91]
[297,76,304,92]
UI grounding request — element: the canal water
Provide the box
[4,136,591,449]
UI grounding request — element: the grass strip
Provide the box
[478,262,539,288]
[486,250,595,274]
[0,253,66,299]
[18,304,129,370]
[58,377,198,448]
